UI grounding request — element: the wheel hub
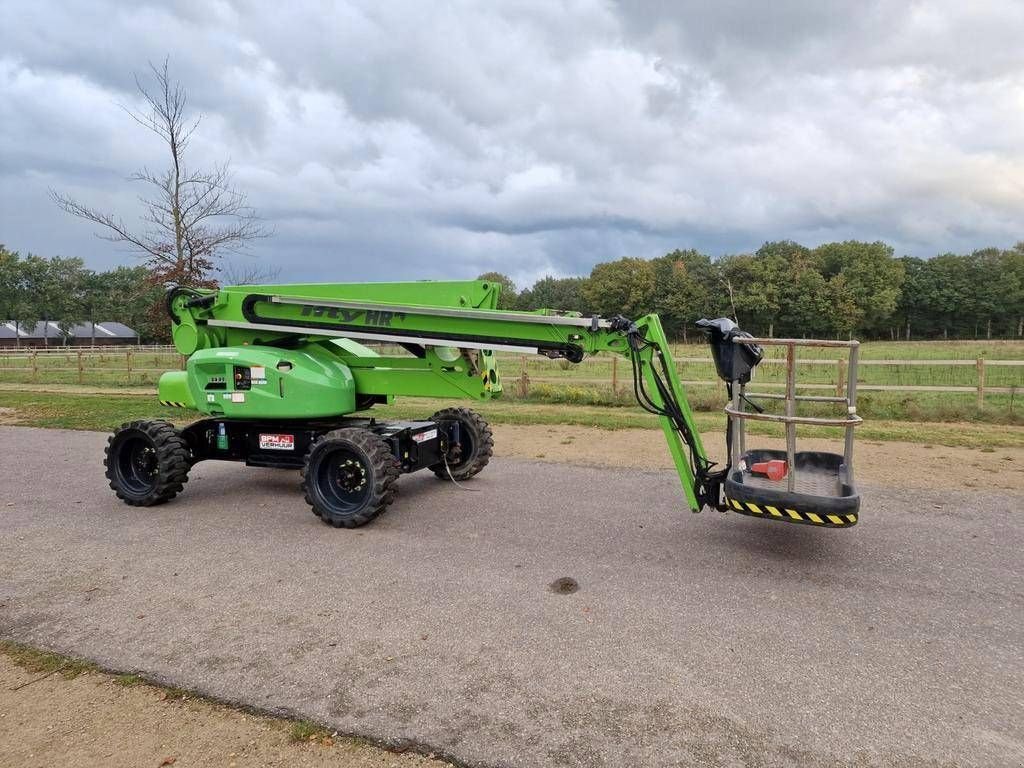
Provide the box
[336,457,367,493]
[131,446,157,478]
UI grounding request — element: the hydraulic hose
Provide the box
[611,316,726,510]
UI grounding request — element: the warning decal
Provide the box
[259,434,295,451]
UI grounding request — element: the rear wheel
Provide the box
[301,428,399,528]
[430,407,493,481]
[104,420,191,506]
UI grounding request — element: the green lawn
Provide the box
[2,389,1022,449]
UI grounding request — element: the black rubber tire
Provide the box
[429,407,493,481]
[301,428,400,528]
[104,420,191,506]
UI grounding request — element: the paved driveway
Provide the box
[1,426,1021,767]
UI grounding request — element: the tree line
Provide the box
[3,239,1022,345]
[483,240,1024,341]
[0,246,165,345]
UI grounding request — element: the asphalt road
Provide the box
[1,426,1021,768]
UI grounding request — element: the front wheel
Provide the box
[301,428,400,528]
[104,420,191,506]
[430,407,493,481]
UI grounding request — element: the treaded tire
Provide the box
[429,407,493,481]
[301,428,400,528]
[104,420,191,506]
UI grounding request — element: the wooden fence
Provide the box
[512,354,1022,409]
[0,345,1021,409]
[0,346,186,386]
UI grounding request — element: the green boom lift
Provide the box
[104,279,863,529]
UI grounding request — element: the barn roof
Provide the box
[26,322,64,338]
[95,322,138,338]
[0,321,138,339]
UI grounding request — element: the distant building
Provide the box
[0,321,139,348]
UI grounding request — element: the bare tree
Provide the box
[218,258,282,286]
[51,58,269,287]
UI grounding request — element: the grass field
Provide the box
[1,339,1022,425]
[2,388,1023,449]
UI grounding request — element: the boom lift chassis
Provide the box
[103,280,862,529]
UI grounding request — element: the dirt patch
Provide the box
[492,424,1024,493]
[0,407,19,425]
[548,577,579,595]
[0,654,451,768]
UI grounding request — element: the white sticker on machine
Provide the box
[412,428,438,443]
[259,434,295,450]
[251,366,266,379]
[230,392,245,403]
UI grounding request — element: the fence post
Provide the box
[77,350,84,385]
[126,348,132,381]
[31,350,38,383]
[976,358,986,409]
[836,358,846,398]
[517,355,530,398]
[611,355,618,395]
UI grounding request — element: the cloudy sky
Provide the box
[2,1,1023,287]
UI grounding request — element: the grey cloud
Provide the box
[1,0,1022,287]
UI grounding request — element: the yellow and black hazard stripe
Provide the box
[159,400,190,408]
[724,496,858,528]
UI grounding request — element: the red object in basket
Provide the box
[750,459,788,482]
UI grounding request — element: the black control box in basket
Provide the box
[696,317,763,384]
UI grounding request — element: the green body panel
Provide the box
[164,279,709,510]
[162,344,355,419]
[157,370,195,408]
[342,348,500,400]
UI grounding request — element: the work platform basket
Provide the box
[718,335,863,528]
